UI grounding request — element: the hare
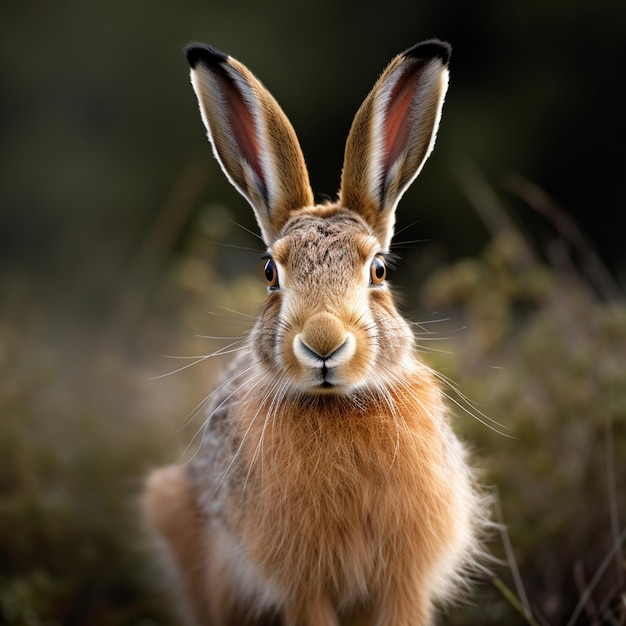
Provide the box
[143,40,487,626]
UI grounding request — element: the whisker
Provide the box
[148,354,215,380]
[212,371,273,498]
[440,389,513,438]
[176,355,255,431]
[194,334,248,341]
[371,376,402,468]
[414,343,457,357]
[216,306,259,320]
[392,375,476,475]
[243,373,291,494]
[206,240,265,253]
[376,337,510,437]
[427,365,511,434]
[389,238,430,248]
[176,360,261,463]
[150,339,247,380]
[391,218,428,238]
[229,217,265,242]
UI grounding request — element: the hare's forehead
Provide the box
[271,215,378,270]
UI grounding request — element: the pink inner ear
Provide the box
[382,65,422,179]
[219,72,266,193]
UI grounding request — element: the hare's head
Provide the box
[186,41,450,395]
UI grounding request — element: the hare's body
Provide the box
[144,41,486,625]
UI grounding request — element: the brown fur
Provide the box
[144,40,487,625]
[235,371,473,620]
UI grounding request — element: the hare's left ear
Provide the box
[339,40,451,251]
[185,44,314,246]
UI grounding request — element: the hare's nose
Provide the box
[294,313,355,367]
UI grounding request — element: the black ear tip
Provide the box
[184,42,228,69]
[404,39,452,65]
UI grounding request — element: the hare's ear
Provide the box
[185,44,314,245]
[339,40,451,251]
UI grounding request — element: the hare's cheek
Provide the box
[254,297,286,368]
[343,333,375,384]
[279,328,304,378]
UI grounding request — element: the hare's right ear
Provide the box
[185,44,314,246]
[339,40,451,251]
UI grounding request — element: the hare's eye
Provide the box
[264,258,279,289]
[370,255,386,285]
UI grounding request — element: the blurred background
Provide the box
[1,1,625,624]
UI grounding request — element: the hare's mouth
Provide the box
[320,365,338,390]
[309,364,363,395]
[312,366,339,392]
[293,364,345,394]
[305,357,347,393]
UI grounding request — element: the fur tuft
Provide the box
[403,39,452,65]
[185,42,228,69]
